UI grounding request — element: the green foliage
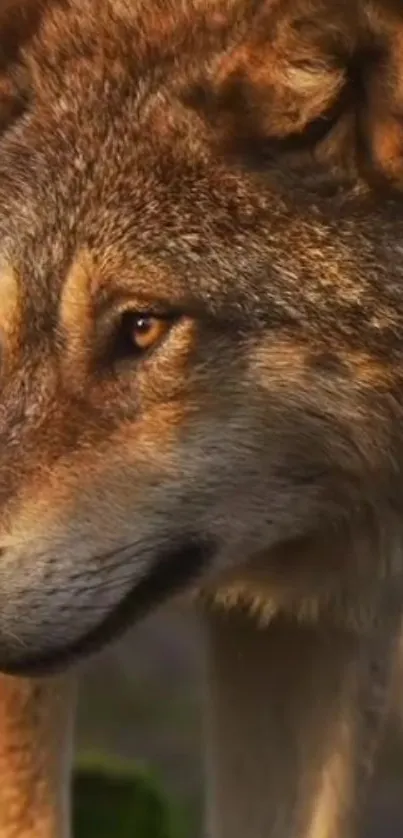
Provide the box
[73,758,180,838]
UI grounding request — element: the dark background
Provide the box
[76,602,403,837]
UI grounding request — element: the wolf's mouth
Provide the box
[1,539,214,676]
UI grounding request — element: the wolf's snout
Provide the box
[0,536,216,674]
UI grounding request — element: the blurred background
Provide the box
[75,601,403,837]
[75,601,203,836]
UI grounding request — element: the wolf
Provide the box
[0,0,403,835]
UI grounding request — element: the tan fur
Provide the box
[0,0,403,835]
[0,673,75,838]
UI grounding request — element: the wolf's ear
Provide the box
[0,0,51,135]
[191,1,403,187]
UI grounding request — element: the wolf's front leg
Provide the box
[204,609,400,838]
[0,673,76,838]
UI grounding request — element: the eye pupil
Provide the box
[134,316,152,333]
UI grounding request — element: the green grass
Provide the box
[73,756,190,838]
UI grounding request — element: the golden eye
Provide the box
[102,310,175,367]
[130,314,170,351]
[112,311,172,361]
[109,306,177,362]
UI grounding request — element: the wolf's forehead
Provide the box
[0,109,263,313]
[0,71,400,346]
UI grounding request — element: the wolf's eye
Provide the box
[114,311,172,359]
[130,314,171,350]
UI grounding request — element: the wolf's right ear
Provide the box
[0,0,50,135]
[188,0,403,188]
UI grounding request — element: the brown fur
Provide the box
[0,673,74,838]
[0,0,403,835]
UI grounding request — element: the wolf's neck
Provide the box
[203,608,396,838]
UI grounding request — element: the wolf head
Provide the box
[0,0,402,671]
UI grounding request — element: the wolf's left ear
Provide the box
[191,0,403,187]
